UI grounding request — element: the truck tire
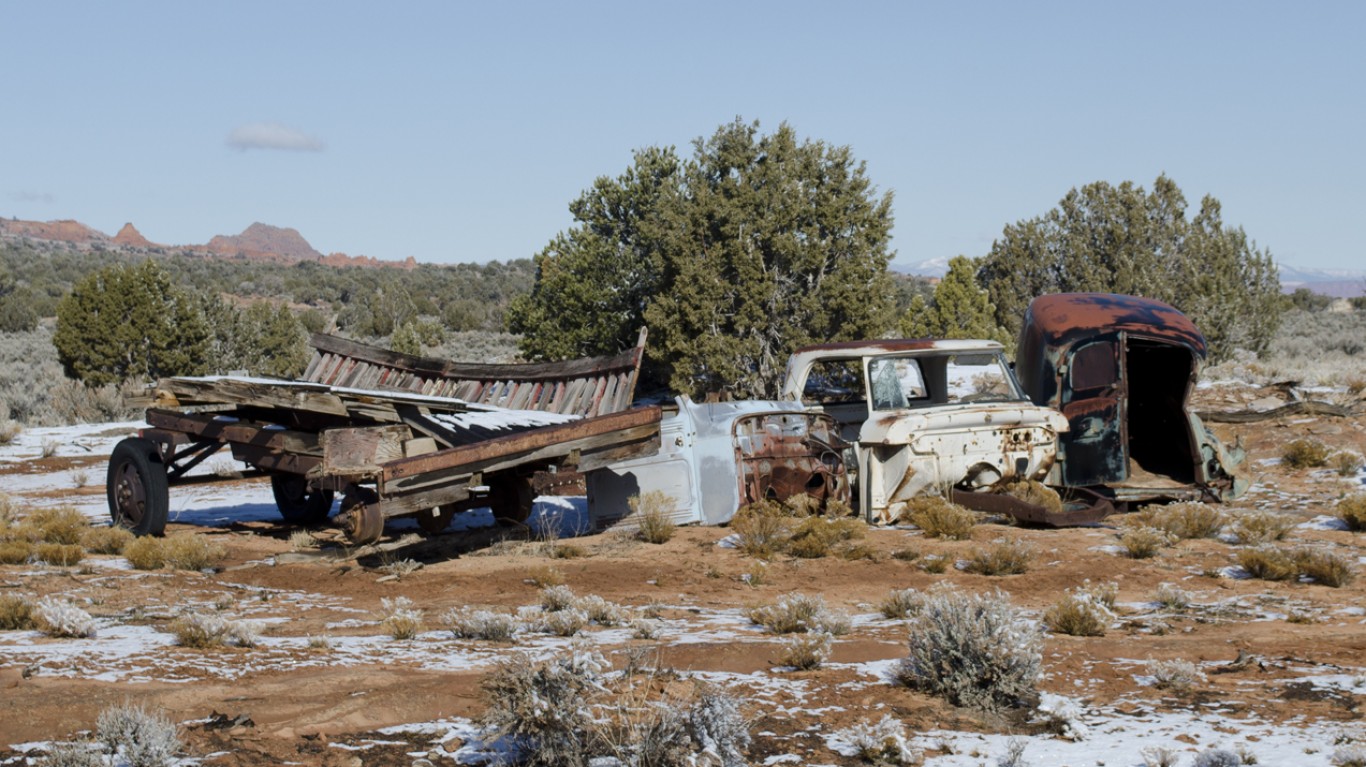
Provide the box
[107,437,170,537]
[270,474,335,524]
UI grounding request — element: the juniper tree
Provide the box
[900,255,1008,345]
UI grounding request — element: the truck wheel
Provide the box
[270,474,335,524]
[107,438,169,536]
[339,486,384,545]
[416,506,454,534]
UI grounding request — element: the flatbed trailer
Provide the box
[106,334,660,544]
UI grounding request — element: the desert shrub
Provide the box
[1149,658,1205,694]
[1003,480,1062,516]
[1294,547,1356,587]
[480,647,604,764]
[442,607,519,642]
[994,739,1030,767]
[380,596,424,640]
[170,613,228,648]
[836,714,921,765]
[1331,451,1364,477]
[920,554,949,573]
[123,537,166,570]
[575,594,628,626]
[1119,526,1175,559]
[779,631,832,670]
[1237,545,1299,581]
[901,496,976,540]
[96,702,181,767]
[894,586,1042,711]
[34,596,96,638]
[81,525,134,555]
[1282,437,1331,469]
[963,537,1032,575]
[0,420,21,444]
[1043,588,1113,637]
[538,607,588,637]
[0,540,33,564]
[729,500,796,558]
[879,588,924,619]
[161,535,226,571]
[1191,748,1249,767]
[26,506,89,545]
[631,618,662,640]
[0,492,19,527]
[0,593,34,629]
[1153,582,1192,611]
[36,542,84,567]
[547,542,588,559]
[748,593,849,635]
[1338,494,1366,532]
[539,584,577,612]
[1141,746,1182,767]
[525,564,565,587]
[378,555,422,577]
[1331,745,1366,767]
[226,619,262,648]
[630,490,677,544]
[1227,510,1297,544]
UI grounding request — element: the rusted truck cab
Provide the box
[781,340,1068,524]
[1014,293,1247,505]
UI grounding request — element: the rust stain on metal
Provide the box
[732,412,849,509]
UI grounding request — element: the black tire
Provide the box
[107,437,170,536]
[488,475,535,524]
[270,474,335,524]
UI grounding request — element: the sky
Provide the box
[2,1,1362,271]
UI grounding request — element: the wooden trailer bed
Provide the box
[106,334,660,544]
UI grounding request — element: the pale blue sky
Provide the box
[2,1,1361,270]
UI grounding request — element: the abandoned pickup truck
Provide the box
[1014,292,1248,506]
[778,339,1069,524]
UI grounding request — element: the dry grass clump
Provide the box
[787,516,867,559]
[1337,494,1366,532]
[1148,658,1205,694]
[525,564,565,587]
[1331,451,1364,477]
[1237,545,1299,581]
[123,537,166,570]
[169,612,261,649]
[1282,437,1332,469]
[442,607,520,642]
[1153,582,1192,611]
[1127,502,1225,540]
[894,586,1042,712]
[380,596,424,640]
[1003,480,1063,516]
[480,646,751,767]
[34,596,96,638]
[879,588,925,619]
[729,500,797,558]
[161,535,226,571]
[963,537,1032,575]
[0,540,33,564]
[36,542,84,567]
[1119,526,1176,559]
[0,492,19,528]
[1043,585,1115,637]
[0,593,34,629]
[779,631,833,670]
[901,496,976,540]
[0,420,21,445]
[81,526,134,555]
[25,506,90,545]
[748,593,850,635]
[1293,547,1356,588]
[630,490,677,544]
[1227,510,1297,544]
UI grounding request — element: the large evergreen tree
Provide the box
[53,260,211,385]
[508,119,896,399]
[900,256,1009,345]
[976,175,1280,361]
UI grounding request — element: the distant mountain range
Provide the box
[0,216,416,269]
[892,258,1365,298]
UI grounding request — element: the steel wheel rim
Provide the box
[113,461,146,526]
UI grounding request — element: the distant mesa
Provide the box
[0,215,416,269]
[113,222,153,248]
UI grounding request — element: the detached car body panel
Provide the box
[587,396,848,529]
[781,340,1069,524]
[1014,293,1247,504]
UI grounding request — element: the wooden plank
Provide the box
[309,332,645,382]
[321,425,411,475]
[145,409,323,455]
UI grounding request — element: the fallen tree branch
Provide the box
[1198,400,1355,423]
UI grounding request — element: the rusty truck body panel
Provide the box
[780,339,1069,524]
[1014,293,1247,505]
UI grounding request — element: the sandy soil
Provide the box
[1,382,1363,765]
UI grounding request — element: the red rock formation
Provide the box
[112,223,153,247]
[206,223,322,261]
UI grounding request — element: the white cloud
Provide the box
[10,191,55,203]
[226,122,326,152]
